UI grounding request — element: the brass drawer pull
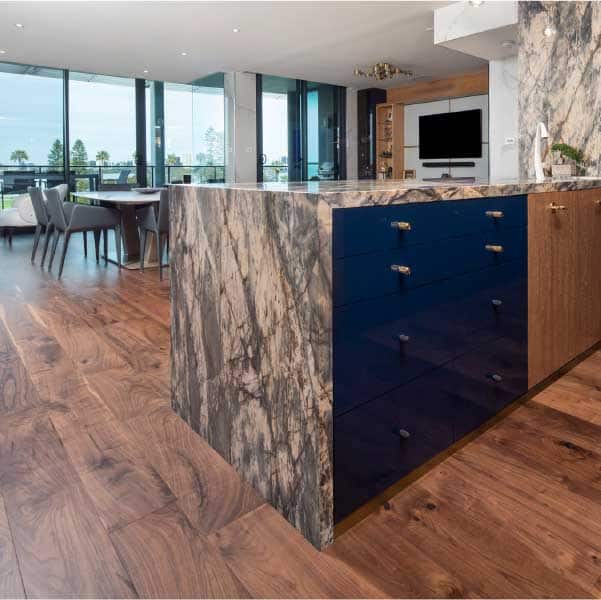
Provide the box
[485,244,504,253]
[491,299,503,307]
[595,199,601,206]
[486,210,504,219]
[391,220,412,231]
[391,264,411,275]
[398,429,411,440]
[548,202,567,212]
[398,334,410,343]
[490,373,503,383]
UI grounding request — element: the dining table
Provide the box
[72,190,161,269]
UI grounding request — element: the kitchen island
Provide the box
[170,177,601,549]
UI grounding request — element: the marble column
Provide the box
[519,1,601,177]
[224,72,258,183]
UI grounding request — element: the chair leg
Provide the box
[48,230,61,271]
[103,229,108,265]
[139,228,147,272]
[31,224,42,263]
[114,225,122,268]
[83,231,88,258]
[7,228,13,246]
[41,224,53,267]
[93,231,101,263]
[157,231,163,280]
[58,232,71,279]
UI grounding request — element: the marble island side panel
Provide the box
[170,185,334,548]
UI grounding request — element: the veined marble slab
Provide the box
[170,176,601,549]
[178,177,601,207]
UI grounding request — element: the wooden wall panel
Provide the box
[387,69,489,105]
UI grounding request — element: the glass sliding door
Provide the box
[257,74,345,182]
[0,62,64,208]
[306,82,345,181]
[258,75,302,182]
[69,72,137,190]
[146,74,225,186]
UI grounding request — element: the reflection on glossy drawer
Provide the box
[334,372,455,523]
[448,336,528,440]
[334,228,527,306]
[333,195,527,258]
[334,261,527,415]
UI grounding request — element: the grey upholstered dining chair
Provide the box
[29,185,74,265]
[45,188,122,278]
[136,188,169,279]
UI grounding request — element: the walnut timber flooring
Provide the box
[1,233,601,598]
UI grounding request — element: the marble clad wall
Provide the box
[519,1,601,177]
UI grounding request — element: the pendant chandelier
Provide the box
[353,62,414,81]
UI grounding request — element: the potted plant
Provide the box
[550,143,584,177]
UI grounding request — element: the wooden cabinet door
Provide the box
[528,191,580,386]
[575,188,601,351]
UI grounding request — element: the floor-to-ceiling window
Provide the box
[69,72,137,190]
[147,74,225,185]
[0,62,64,208]
[257,74,345,182]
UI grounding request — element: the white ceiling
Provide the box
[0,1,486,88]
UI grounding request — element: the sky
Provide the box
[0,69,319,169]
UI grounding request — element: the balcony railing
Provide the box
[261,162,337,183]
[0,164,225,209]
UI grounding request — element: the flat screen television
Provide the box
[419,109,482,159]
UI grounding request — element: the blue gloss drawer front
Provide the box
[334,373,456,523]
[334,227,527,307]
[332,196,528,523]
[333,195,527,259]
[334,261,526,416]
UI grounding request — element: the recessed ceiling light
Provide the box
[544,25,557,37]
[425,26,433,32]
[232,27,240,33]
[0,50,6,54]
[15,23,24,28]
[143,69,149,74]
[180,51,188,56]
[468,0,483,6]
[501,40,515,48]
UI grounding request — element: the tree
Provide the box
[166,153,181,166]
[71,139,88,172]
[10,149,28,165]
[47,139,63,167]
[96,150,110,166]
[202,127,225,166]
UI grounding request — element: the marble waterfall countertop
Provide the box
[178,176,601,208]
[169,175,601,550]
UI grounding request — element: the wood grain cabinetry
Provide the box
[528,190,601,386]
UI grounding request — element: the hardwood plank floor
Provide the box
[1,233,601,598]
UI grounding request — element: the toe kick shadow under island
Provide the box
[170,177,601,549]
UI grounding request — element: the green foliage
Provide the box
[166,153,181,166]
[95,150,110,164]
[10,149,28,165]
[71,139,88,173]
[202,126,225,166]
[551,143,584,164]
[47,139,63,167]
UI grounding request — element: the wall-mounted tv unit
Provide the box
[419,109,482,159]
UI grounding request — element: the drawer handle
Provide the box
[596,200,601,206]
[391,220,412,231]
[391,264,411,275]
[491,298,503,307]
[548,202,567,212]
[490,373,503,383]
[398,334,410,343]
[486,210,504,219]
[398,429,411,440]
[485,244,504,253]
